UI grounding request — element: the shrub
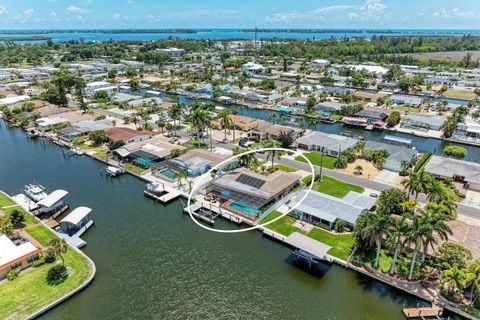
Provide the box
[44,251,56,264]
[334,156,348,169]
[386,111,401,127]
[9,209,25,228]
[7,269,19,281]
[32,257,46,268]
[47,265,68,281]
[443,145,467,159]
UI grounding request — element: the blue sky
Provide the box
[0,0,479,29]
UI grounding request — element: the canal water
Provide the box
[0,120,432,319]
[174,95,480,162]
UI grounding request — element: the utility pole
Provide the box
[319,148,324,182]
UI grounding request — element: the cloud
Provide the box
[23,8,34,16]
[50,11,57,17]
[433,7,479,19]
[113,12,121,20]
[0,5,6,14]
[310,5,355,15]
[364,0,386,15]
[67,5,85,14]
[265,11,305,23]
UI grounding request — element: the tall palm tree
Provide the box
[363,211,390,269]
[156,119,166,134]
[217,109,233,141]
[419,204,452,263]
[261,140,283,168]
[47,238,68,266]
[305,116,320,130]
[233,147,256,168]
[388,214,408,275]
[190,108,211,148]
[403,213,423,280]
[168,103,184,137]
[468,262,480,305]
[176,170,188,189]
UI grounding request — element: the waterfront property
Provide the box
[248,120,304,141]
[454,121,480,143]
[424,155,480,191]
[151,149,234,180]
[207,168,300,220]
[112,136,184,168]
[0,233,41,280]
[401,114,446,132]
[105,127,156,144]
[287,189,377,229]
[295,131,358,157]
[34,189,69,218]
[59,207,93,237]
[390,94,424,108]
[364,141,418,172]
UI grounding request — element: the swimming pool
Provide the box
[159,168,178,180]
[230,201,260,216]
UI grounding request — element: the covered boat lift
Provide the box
[286,232,333,267]
[34,190,69,218]
[59,206,93,236]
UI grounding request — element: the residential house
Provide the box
[0,234,41,280]
[105,127,155,144]
[401,114,446,132]
[364,141,418,172]
[424,155,480,191]
[295,132,359,157]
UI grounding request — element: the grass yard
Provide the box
[0,193,93,320]
[313,176,364,198]
[273,164,298,173]
[0,248,92,320]
[0,192,36,226]
[306,228,355,261]
[261,211,305,236]
[365,249,394,273]
[295,151,336,169]
[124,163,147,175]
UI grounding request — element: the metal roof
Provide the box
[60,206,92,226]
[37,190,68,208]
[286,232,332,260]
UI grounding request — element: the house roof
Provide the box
[296,131,358,150]
[105,127,155,142]
[0,235,40,271]
[354,109,389,120]
[424,155,480,184]
[288,189,376,225]
[286,232,332,260]
[364,141,418,169]
[37,190,68,208]
[60,206,91,226]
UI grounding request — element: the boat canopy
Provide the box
[60,206,92,226]
[37,190,68,207]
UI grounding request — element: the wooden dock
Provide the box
[403,305,443,318]
[144,189,181,203]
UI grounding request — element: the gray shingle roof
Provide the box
[296,132,358,151]
[424,155,480,184]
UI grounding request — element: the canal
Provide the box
[174,94,480,163]
[0,120,431,319]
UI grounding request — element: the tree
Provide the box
[361,211,390,269]
[305,96,316,114]
[443,145,467,159]
[9,209,25,228]
[175,170,188,189]
[0,214,14,237]
[441,116,459,138]
[277,130,295,148]
[438,243,473,269]
[419,205,452,263]
[130,77,141,90]
[386,111,401,127]
[93,90,110,103]
[388,214,408,275]
[156,119,166,134]
[305,116,320,130]
[467,261,480,305]
[168,103,184,136]
[402,170,432,199]
[354,165,363,175]
[441,264,467,295]
[377,188,408,215]
[404,213,423,280]
[233,147,256,168]
[261,140,283,168]
[47,238,68,266]
[217,109,233,141]
[74,78,87,113]
[88,130,107,146]
[190,108,211,148]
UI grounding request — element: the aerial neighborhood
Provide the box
[1,32,480,320]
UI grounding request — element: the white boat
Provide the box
[145,183,165,195]
[106,166,125,177]
[24,184,48,202]
[70,147,84,156]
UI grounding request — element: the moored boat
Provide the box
[106,166,125,177]
[23,183,47,202]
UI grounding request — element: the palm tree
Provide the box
[403,213,423,280]
[47,238,68,266]
[156,119,166,134]
[0,214,14,237]
[402,170,432,200]
[441,264,467,294]
[261,140,283,168]
[217,109,233,141]
[363,211,390,269]
[354,165,363,175]
[190,108,211,148]
[233,147,256,167]
[419,204,452,263]
[305,116,320,130]
[468,262,480,305]
[388,214,408,275]
[268,113,279,124]
[176,170,188,189]
[168,103,184,136]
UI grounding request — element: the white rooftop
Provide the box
[37,189,68,208]
[0,234,39,269]
[60,206,92,226]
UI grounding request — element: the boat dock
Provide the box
[55,219,94,248]
[184,201,244,225]
[402,305,443,319]
[144,187,182,203]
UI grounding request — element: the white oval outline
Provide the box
[187,147,316,233]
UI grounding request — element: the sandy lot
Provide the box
[446,216,480,258]
[339,159,380,179]
[399,50,480,62]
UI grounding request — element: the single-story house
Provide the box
[455,121,480,142]
[0,234,41,280]
[248,121,304,141]
[354,109,389,123]
[208,168,300,219]
[295,132,359,157]
[390,94,423,108]
[364,141,418,172]
[288,189,376,229]
[105,127,155,144]
[424,155,480,191]
[401,114,446,132]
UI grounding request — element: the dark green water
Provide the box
[0,120,425,320]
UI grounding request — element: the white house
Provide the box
[85,81,117,97]
[156,48,185,57]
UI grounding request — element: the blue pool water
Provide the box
[160,169,178,180]
[134,158,155,168]
[230,201,260,216]
[63,134,78,140]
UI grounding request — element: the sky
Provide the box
[0,0,479,29]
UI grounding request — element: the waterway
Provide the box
[1,29,480,43]
[173,95,480,163]
[0,119,435,319]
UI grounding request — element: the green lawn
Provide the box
[365,249,393,273]
[0,192,94,319]
[260,211,305,236]
[0,192,36,226]
[306,228,355,261]
[273,164,298,172]
[295,151,336,169]
[124,163,146,175]
[0,249,92,320]
[313,176,364,198]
